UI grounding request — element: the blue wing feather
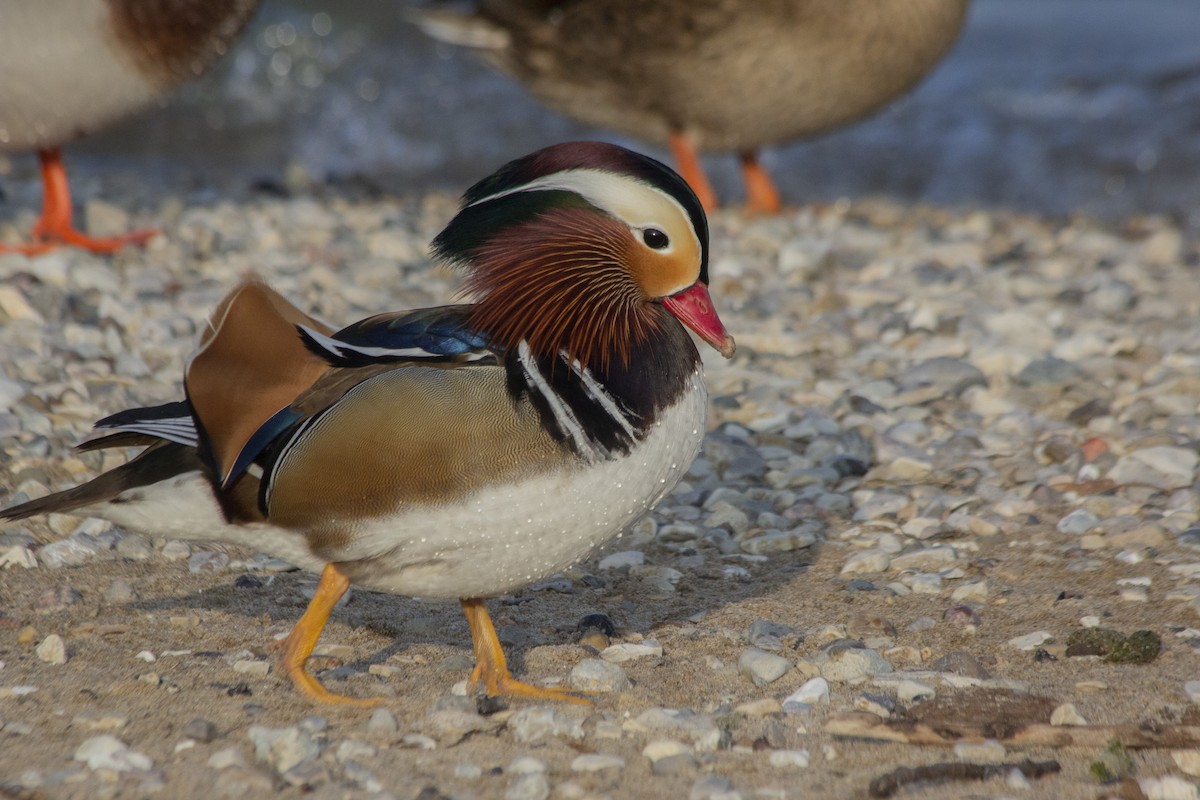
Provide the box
[300,305,498,366]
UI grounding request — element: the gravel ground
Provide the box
[1,189,1200,799]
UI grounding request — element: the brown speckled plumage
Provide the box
[469,0,968,152]
[105,0,258,88]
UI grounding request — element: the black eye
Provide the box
[642,228,669,249]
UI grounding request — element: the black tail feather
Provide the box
[2,442,204,522]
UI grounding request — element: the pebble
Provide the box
[1138,776,1200,800]
[1008,631,1053,651]
[952,739,1007,764]
[115,535,153,561]
[104,579,138,604]
[738,648,792,687]
[506,774,550,800]
[1050,702,1088,726]
[627,708,721,752]
[0,545,37,569]
[507,707,585,742]
[1185,682,1200,705]
[597,550,644,570]
[815,644,893,682]
[601,640,662,662]
[782,677,831,712]
[1171,751,1200,777]
[160,541,192,561]
[207,746,248,770]
[1109,446,1198,490]
[568,658,630,693]
[840,549,891,575]
[74,735,153,772]
[570,753,625,772]
[247,725,319,774]
[188,550,230,573]
[38,535,107,568]
[895,679,937,704]
[68,714,126,738]
[768,750,810,769]
[34,634,66,665]
[642,739,696,776]
[183,719,218,742]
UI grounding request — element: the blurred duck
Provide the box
[416,0,969,213]
[1,141,735,705]
[0,0,259,253]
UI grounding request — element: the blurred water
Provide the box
[4,0,1198,221]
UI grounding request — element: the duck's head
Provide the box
[432,141,735,370]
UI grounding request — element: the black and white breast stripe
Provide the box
[509,341,645,463]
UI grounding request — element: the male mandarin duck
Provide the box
[0,0,259,254]
[416,0,969,214]
[1,141,735,705]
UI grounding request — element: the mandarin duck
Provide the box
[0,0,259,254]
[416,0,968,214]
[2,141,735,705]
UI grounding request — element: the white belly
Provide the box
[0,0,161,150]
[87,470,325,574]
[332,370,708,598]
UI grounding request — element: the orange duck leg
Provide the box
[0,148,158,255]
[739,150,782,215]
[668,132,718,213]
[275,563,382,706]
[462,598,592,704]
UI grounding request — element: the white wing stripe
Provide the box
[518,341,602,462]
[570,358,637,438]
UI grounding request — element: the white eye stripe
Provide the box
[465,169,699,258]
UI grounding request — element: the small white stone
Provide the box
[1080,616,1102,628]
[768,749,810,769]
[1050,703,1088,726]
[74,735,153,772]
[570,754,625,772]
[35,635,67,665]
[951,581,989,602]
[738,648,792,687]
[207,747,248,770]
[907,573,943,594]
[600,640,662,663]
[841,549,891,575]
[1008,631,1053,651]
[508,756,548,775]
[232,659,270,676]
[0,546,37,569]
[952,739,1007,764]
[1138,775,1199,800]
[1110,447,1199,491]
[642,739,692,762]
[160,540,192,561]
[568,659,630,693]
[782,677,830,712]
[1171,751,1200,777]
[1185,681,1200,705]
[597,550,645,570]
[895,679,937,704]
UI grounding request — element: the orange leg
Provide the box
[461,598,591,705]
[668,132,718,213]
[0,148,158,255]
[740,150,782,215]
[275,563,381,707]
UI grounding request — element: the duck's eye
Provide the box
[642,228,669,250]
